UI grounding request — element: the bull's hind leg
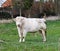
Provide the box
[39,29,46,42]
[42,29,46,42]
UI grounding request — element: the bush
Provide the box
[43,1,56,16]
[0,12,11,19]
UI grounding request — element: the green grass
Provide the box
[0,20,60,51]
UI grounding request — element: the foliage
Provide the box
[43,1,56,16]
[0,12,11,19]
[13,0,33,10]
[23,0,33,10]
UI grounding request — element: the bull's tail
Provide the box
[42,13,46,22]
[43,13,46,19]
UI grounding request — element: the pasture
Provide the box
[0,20,60,51]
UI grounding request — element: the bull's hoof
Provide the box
[19,39,22,43]
[22,39,25,42]
[19,39,25,43]
[43,39,46,42]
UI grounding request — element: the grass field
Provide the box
[0,20,60,51]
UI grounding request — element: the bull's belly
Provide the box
[28,28,39,32]
[24,24,41,32]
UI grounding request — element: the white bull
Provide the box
[15,16,47,42]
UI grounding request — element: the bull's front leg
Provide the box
[22,30,27,42]
[17,26,22,42]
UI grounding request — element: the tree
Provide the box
[23,0,33,10]
[12,0,33,16]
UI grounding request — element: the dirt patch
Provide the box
[0,19,13,23]
[46,16,60,20]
